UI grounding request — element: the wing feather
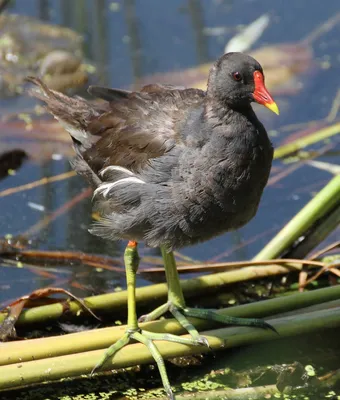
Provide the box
[27,77,205,174]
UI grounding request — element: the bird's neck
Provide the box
[203,97,256,126]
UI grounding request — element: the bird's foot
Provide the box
[139,302,209,347]
[139,301,277,338]
[91,326,206,400]
[182,307,277,334]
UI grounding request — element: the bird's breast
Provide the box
[178,129,273,235]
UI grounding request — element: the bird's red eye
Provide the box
[232,72,242,82]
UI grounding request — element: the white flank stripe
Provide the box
[94,177,145,198]
[100,165,134,177]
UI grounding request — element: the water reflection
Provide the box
[0,0,339,303]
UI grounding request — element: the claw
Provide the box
[166,387,175,400]
[248,318,278,334]
[197,335,211,349]
[90,364,99,377]
[261,320,279,335]
[138,314,147,323]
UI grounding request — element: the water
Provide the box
[0,0,339,304]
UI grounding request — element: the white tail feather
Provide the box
[94,177,145,198]
[100,165,134,177]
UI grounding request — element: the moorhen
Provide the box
[28,52,279,400]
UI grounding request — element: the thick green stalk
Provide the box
[273,122,340,159]
[286,203,340,258]
[254,175,340,260]
[1,263,298,326]
[1,306,340,391]
[2,285,340,366]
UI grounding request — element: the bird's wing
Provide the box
[27,77,205,174]
[85,83,205,171]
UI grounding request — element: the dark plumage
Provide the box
[27,52,274,251]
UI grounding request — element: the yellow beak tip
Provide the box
[265,101,280,115]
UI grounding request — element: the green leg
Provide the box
[139,247,277,336]
[139,248,208,346]
[92,242,203,400]
[161,248,185,307]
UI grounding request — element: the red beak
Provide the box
[253,71,279,115]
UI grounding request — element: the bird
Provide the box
[27,51,279,400]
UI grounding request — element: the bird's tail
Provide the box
[26,77,103,148]
[27,77,103,188]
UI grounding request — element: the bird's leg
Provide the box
[140,248,208,345]
[92,241,202,400]
[139,248,207,345]
[161,248,210,344]
[140,247,276,341]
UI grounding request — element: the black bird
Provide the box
[28,52,279,400]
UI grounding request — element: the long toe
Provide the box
[93,329,176,399]
[183,307,278,333]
